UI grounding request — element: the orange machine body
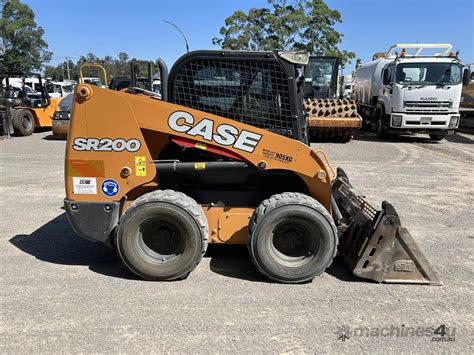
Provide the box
[27,97,60,127]
[65,84,335,244]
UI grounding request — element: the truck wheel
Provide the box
[429,133,446,141]
[12,109,35,136]
[375,115,389,139]
[248,192,337,283]
[115,190,208,281]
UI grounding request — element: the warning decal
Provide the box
[135,156,147,176]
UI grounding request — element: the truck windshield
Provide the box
[396,62,462,85]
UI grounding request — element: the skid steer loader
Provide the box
[304,56,361,142]
[64,50,440,285]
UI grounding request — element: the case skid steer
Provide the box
[64,50,440,285]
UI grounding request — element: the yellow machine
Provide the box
[64,50,440,284]
[304,56,361,142]
[1,72,59,136]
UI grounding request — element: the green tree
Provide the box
[1,0,52,71]
[212,0,355,64]
[42,52,139,83]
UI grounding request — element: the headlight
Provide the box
[448,116,459,128]
[392,114,403,127]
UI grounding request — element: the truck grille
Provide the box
[404,101,452,112]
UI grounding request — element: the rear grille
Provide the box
[404,101,452,112]
[171,57,294,137]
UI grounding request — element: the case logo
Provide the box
[168,111,262,153]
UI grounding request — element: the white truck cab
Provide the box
[340,75,353,98]
[354,44,470,140]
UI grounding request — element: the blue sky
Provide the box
[25,0,474,72]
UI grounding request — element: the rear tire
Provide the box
[248,192,337,283]
[115,190,208,281]
[12,109,35,136]
[429,133,446,141]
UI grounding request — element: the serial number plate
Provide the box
[421,116,432,124]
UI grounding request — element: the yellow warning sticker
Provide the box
[135,156,147,176]
[195,142,207,150]
[194,162,206,170]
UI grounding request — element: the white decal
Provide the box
[167,111,262,153]
[168,111,193,132]
[73,138,141,152]
[234,130,262,153]
[187,119,213,140]
[214,124,238,146]
[73,177,97,194]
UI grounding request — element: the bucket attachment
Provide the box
[332,168,442,285]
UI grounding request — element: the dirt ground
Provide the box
[1,130,473,353]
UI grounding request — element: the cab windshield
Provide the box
[396,62,462,85]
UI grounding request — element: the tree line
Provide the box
[1,0,356,78]
[42,52,163,82]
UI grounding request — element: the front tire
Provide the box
[115,190,208,281]
[375,111,390,139]
[12,109,35,136]
[248,193,337,283]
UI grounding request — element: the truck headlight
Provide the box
[448,116,459,128]
[392,114,403,127]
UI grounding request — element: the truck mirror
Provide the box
[463,68,472,86]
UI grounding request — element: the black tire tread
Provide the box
[248,192,338,282]
[118,189,208,279]
[11,108,35,136]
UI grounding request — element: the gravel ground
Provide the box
[1,130,473,353]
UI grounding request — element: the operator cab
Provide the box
[304,56,339,99]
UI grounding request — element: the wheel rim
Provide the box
[136,217,186,263]
[268,218,321,268]
[22,114,33,131]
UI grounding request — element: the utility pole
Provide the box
[65,57,71,81]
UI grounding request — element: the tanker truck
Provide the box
[354,44,471,140]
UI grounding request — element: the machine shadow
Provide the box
[207,244,359,283]
[351,130,436,144]
[206,244,270,283]
[9,213,135,280]
[352,130,473,144]
[9,213,360,283]
[444,133,474,144]
[42,134,65,141]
